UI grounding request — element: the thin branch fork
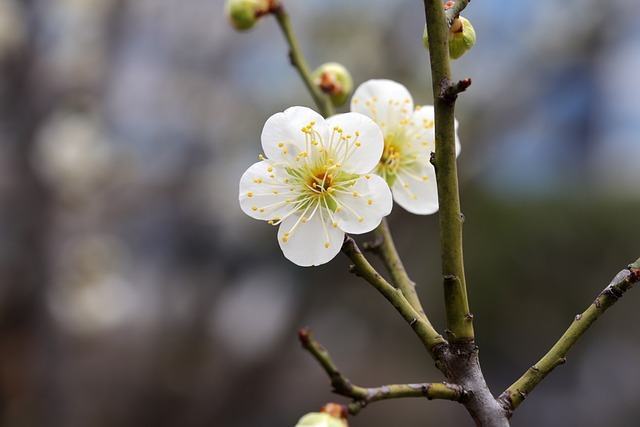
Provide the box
[298,328,467,415]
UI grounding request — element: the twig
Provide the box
[341,237,446,355]
[298,328,466,415]
[423,0,474,342]
[271,4,334,118]
[370,219,427,320]
[444,0,471,25]
[498,258,640,416]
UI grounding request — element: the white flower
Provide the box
[239,106,393,267]
[350,79,461,215]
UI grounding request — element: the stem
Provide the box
[298,328,466,415]
[366,219,427,320]
[423,0,473,341]
[272,5,335,118]
[342,237,446,355]
[444,0,471,24]
[499,259,640,416]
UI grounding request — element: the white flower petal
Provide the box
[239,161,294,220]
[411,105,461,156]
[277,212,344,266]
[325,112,384,174]
[261,106,328,163]
[391,164,439,215]
[334,174,392,234]
[350,79,414,126]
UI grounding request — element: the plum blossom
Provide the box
[239,106,392,266]
[351,79,461,215]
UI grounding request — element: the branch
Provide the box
[271,4,335,118]
[423,0,473,341]
[444,0,471,24]
[499,258,640,416]
[298,328,466,415]
[341,237,446,355]
[364,219,427,320]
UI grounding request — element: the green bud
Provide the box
[224,0,270,31]
[312,62,353,107]
[422,16,476,60]
[294,412,348,427]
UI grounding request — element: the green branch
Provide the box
[298,327,466,415]
[444,0,471,24]
[423,0,473,341]
[499,258,640,416]
[271,4,334,118]
[363,219,427,320]
[342,237,446,355]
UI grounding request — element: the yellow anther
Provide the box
[247,192,253,197]
[310,121,315,125]
[328,158,334,164]
[355,142,361,147]
[336,206,342,212]
[358,217,364,222]
[274,216,280,221]
[412,195,417,200]
[284,232,290,237]
[273,190,278,194]
[403,183,409,188]
[278,142,284,147]
[268,167,273,172]
[282,237,288,242]
[268,220,274,225]
[353,98,359,103]
[371,108,377,114]
[251,206,257,211]
[259,154,264,160]
[285,198,292,203]
[327,187,334,193]
[269,174,274,179]
[353,191,358,197]
[302,217,307,223]
[346,135,352,139]
[355,131,360,136]
[422,176,429,181]
[365,174,371,179]
[416,105,422,110]
[367,199,373,205]
[324,241,330,248]
[372,97,378,102]
[283,147,288,154]
[332,222,338,227]
[259,208,264,212]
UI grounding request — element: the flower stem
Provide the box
[498,259,640,415]
[272,5,335,118]
[342,237,446,355]
[423,0,473,342]
[368,219,427,320]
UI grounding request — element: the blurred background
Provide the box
[1,0,639,426]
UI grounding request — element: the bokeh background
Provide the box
[1,0,639,426]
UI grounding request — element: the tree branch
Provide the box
[298,327,466,415]
[498,258,640,416]
[423,0,473,341]
[271,4,335,118]
[341,237,446,355]
[444,0,471,24]
[364,219,427,320]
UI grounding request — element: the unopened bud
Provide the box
[423,16,476,60]
[224,0,270,31]
[294,403,348,427]
[312,62,353,107]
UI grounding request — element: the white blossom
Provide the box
[351,79,461,214]
[239,106,392,266]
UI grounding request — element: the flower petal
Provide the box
[412,105,461,156]
[350,79,414,127]
[239,161,295,220]
[325,112,384,174]
[277,211,344,266]
[261,106,328,163]
[334,174,392,234]
[392,163,439,215]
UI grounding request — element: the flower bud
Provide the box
[224,0,270,31]
[422,16,476,60]
[295,404,348,427]
[312,62,353,107]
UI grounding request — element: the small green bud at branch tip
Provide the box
[312,62,354,107]
[224,0,270,31]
